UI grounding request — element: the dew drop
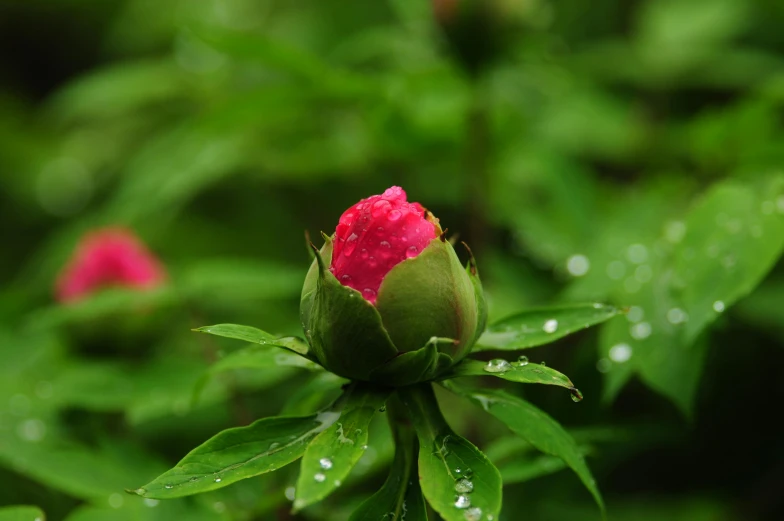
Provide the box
[483,359,512,373]
[517,355,529,366]
[455,495,471,509]
[566,254,590,276]
[464,507,483,521]
[214,477,222,483]
[454,478,474,493]
[319,458,333,470]
[405,245,419,258]
[360,248,369,259]
[540,361,547,367]
[380,241,391,250]
[388,209,402,221]
[340,274,352,283]
[314,473,326,483]
[372,199,392,217]
[164,484,174,490]
[344,233,359,256]
[609,343,633,362]
[543,319,558,333]
[455,467,473,478]
[713,300,726,313]
[630,322,652,340]
[362,288,377,300]
[570,388,584,403]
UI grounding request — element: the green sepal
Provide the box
[369,341,454,386]
[302,239,399,381]
[376,238,480,360]
[463,241,488,348]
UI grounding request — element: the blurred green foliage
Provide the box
[1,0,784,520]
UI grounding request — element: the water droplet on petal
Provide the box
[340,274,352,284]
[360,248,368,259]
[454,478,474,493]
[405,245,418,258]
[344,233,359,256]
[362,288,376,301]
[372,199,392,217]
[319,458,333,470]
[483,359,512,373]
[388,209,402,221]
[379,241,391,251]
[543,319,558,333]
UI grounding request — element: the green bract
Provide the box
[300,234,487,385]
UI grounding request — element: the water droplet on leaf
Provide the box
[454,495,471,508]
[543,319,558,333]
[454,478,474,493]
[517,355,529,366]
[319,458,333,470]
[314,473,326,483]
[483,359,512,373]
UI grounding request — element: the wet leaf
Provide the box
[474,304,620,352]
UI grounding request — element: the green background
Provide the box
[1,0,783,520]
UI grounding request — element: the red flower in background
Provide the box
[329,186,439,304]
[56,228,166,303]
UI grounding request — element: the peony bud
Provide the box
[301,187,487,385]
[56,227,166,303]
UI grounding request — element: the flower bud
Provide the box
[56,227,166,303]
[301,187,486,385]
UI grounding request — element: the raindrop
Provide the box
[626,306,644,323]
[406,246,419,258]
[388,209,402,221]
[570,388,584,403]
[630,322,652,340]
[17,418,46,442]
[455,467,474,478]
[543,319,558,333]
[626,244,649,264]
[454,478,474,493]
[164,485,174,490]
[596,358,611,373]
[340,274,352,283]
[362,288,377,300]
[634,265,653,283]
[344,233,359,256]
[540,361,547,367]
[664,221,687,243]
[372,200,392,217]
[483,359,512,373]
[269,442,280,451]
[606,260,626,280]
[380,241,391,250]
[314,473,326,483]
[609,343,633,363]
[214,477,222,483]
[285,486,296,501]
[667,308,688,325]
[108,493,124,509]
[713,301,726,313]
[454,495,471,509]
[517,355,529,366]
[360,248,369,259]
[566,254,590,277]
[319,458,333,470]
[464,507,483,521]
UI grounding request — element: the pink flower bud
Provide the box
[329,186,440,304]
[56,228,166,303]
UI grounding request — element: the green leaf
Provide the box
[133,386,360,499]
[0,506,45,521]
[673,177,784,344]
[497,454,569,485]
[281,373,349,416]
[439,359,579,397]
[294,384,392,510]
[399,384,502,521]
[474,303,620,352]
[194,324,313,358]
[210,344,322,373]
[349,396,426,521]
[444,383,604,513]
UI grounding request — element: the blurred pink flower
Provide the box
[56,228,166,303]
